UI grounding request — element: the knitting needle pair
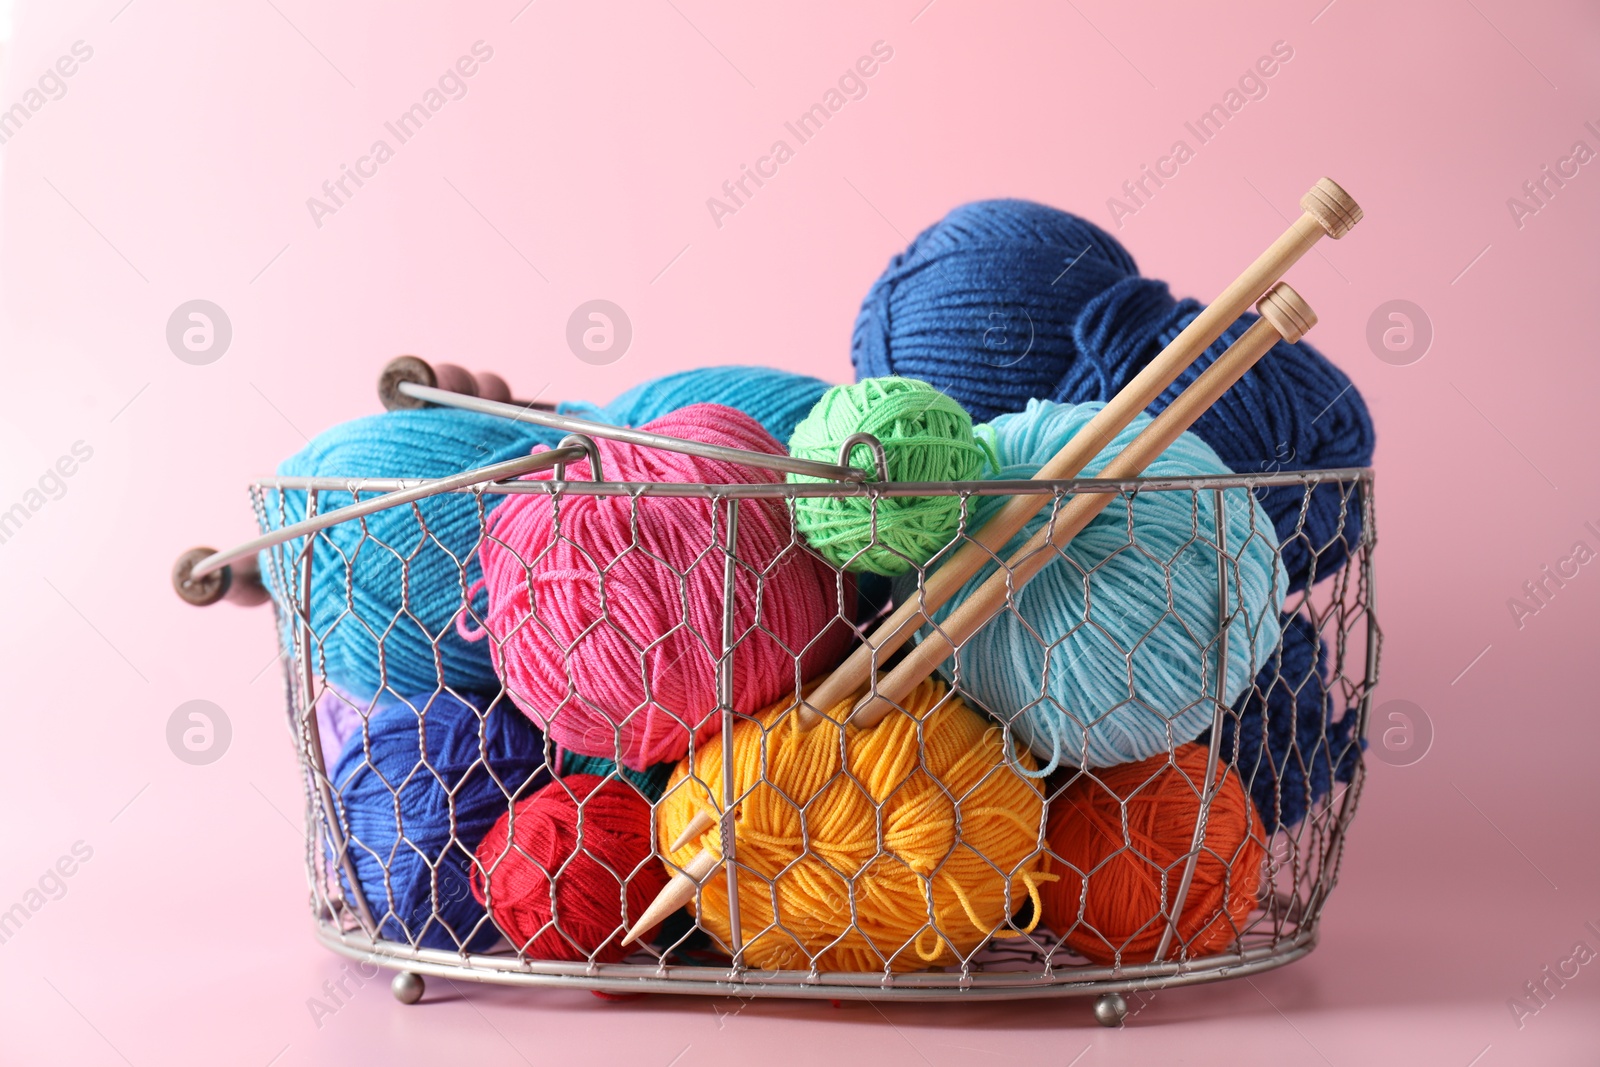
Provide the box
[624,179,1362,948]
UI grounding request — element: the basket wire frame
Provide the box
[252,467,1378,1000]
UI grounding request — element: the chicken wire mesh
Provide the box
[251,466,1377,1001]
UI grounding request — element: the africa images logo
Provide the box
[704,41,894,229]
[1105,40,1295,228]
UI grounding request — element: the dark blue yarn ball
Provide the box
[853,200,1139,424]
[1071,278,1373,588]
[330,691,550,951]
[1201,613,1363,832]
[851,199,1375,590]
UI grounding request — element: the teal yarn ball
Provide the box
[787,377,992,576]
[262,408,560,698]
[599,365,832,446]
[897,399,1288,773]
[558,751,673,803]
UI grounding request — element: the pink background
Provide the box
[2,0,1599,1062]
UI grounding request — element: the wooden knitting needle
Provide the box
[664,677,833,855]
[793,178,1359,729]
[621,848,719,946]
[625,284,1317,942]
[847,283,1316,729]
[669,810,717,853]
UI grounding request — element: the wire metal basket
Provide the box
[226,435,1375,1021]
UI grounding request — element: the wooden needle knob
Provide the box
[474,371,513,404]
[378,356,517,411]
[1256,284,1316,344]
[1300,177,1362,239]
[430,362,479,396]
[378,355,437,411]
[172,547,271,607]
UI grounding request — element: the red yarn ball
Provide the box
[472,775,669,963]
[1041,744,1266,965]
[468,403,854,770]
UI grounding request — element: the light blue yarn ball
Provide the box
[899,399,1287,773]
[262,408,563,698]
[599,366,832,446]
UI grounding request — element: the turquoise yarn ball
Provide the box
[787,377,991,575]
[898,399,1287,772]
[599,365,831,446]
[558,751,674,802]
[263,409,560,698]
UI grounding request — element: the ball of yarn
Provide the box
[853,199,1374,591]
[1117,295,1372,590]
[899,400,1287,773]
[1201,613,1364,832]
[330,691,549,951]
[657,679,1050,973]
[559,751,675,803]
[599,366,833,446]
[472,774,669,962]
[1042,743,1265,964]
[468,403,854,771]
[265,409,561,698]
[313,685,368,774]
[787,377,992,575]
[853,200,1139,423]
[312,685,371,891]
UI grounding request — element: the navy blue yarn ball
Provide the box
[853,200,1139,424]
[1202,613,1363,832]
[1072,279,1373,588]
[330,691,550,951]
[851,199,1374,590]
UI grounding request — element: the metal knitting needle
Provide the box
[171,442,596,606]
[792,178,1359,729]
[378,355,865,484]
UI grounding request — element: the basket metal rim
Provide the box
[253,466,1375,499]
[314,923,1319,1001]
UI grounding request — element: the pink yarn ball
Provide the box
[467,403,853,770]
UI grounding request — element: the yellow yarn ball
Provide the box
[657,679,1051,973]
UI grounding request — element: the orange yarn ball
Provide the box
[1041,743,1266,964]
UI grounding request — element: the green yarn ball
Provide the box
[787,377,991,576]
